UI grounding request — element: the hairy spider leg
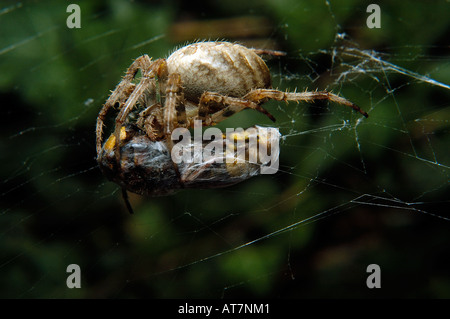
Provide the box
[113,58,168,161]
[244,89,369,118]
[163,73,187,136]
[162,72,188,165]
[196,92,276,125]
[251,48,287,57]
[96,54,153,155]
[136,103,163,140]
[160,73,188,181]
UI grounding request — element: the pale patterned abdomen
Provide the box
[166,42,272,102]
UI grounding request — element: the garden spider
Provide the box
[96,41,368,160]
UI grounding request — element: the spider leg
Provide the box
[251,48,286,57]
[113,58,168,160]
[160,73,188,181]
[137,103,164,140]
[96,54,153,156]
[163,73,187,137]
[196,92,276,125]
[244,89,369,118]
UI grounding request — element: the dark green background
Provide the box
[0,0,449,298]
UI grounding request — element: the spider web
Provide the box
[1,0,449,299]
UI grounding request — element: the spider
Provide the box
[96,41,368,211]
[96,41,368,159]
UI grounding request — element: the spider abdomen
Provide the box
[166,42,272,102]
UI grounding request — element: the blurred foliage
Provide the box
[0,0,449,298]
